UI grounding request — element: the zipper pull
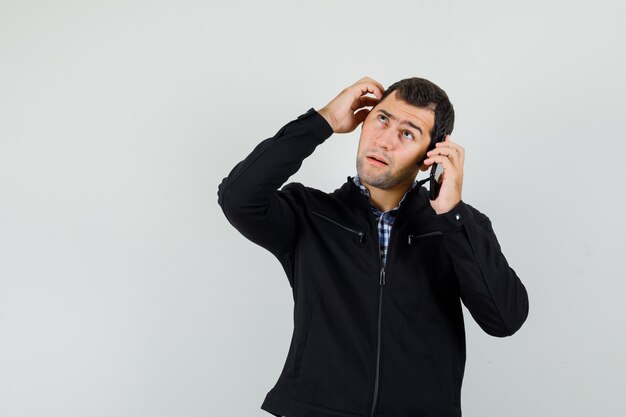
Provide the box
[379,268,386,285]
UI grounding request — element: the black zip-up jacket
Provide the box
[217,107,529,417]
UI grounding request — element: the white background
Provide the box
[1,0,625,416]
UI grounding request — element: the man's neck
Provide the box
[364,181,413,212]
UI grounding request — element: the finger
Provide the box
[435,144,464,166]
[436,137,464,153]
[422,155,457,174]
[369,78,386,98]
[426,147,458,163]
[421,158,453,178]
[353,108,370,126]
[353,95,379,110]
[435,143,462,154]
[357,76,385,98]
[435,136,457,148]
[353,80,384,100]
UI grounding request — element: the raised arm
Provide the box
[217,77,385,260]
[216,108,333,259]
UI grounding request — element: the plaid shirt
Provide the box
[353,175,419,269]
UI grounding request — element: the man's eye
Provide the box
[403,131,414,140]
[378,114,388,123]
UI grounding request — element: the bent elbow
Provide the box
[486,291,530,338]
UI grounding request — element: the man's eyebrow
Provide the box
[377,109,424,135]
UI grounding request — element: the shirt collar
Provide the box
[352,175,418,215]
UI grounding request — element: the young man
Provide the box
[217,76,529,417]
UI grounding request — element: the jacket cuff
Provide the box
[296,107,334,143]
[438,200,475,227]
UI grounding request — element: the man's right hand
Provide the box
[317,77,385,134]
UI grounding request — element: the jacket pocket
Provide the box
[311,210,366,243]
[292,301,317,378]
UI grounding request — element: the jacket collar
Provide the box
[351,175,420,215]
[328,176,425,227]
[344,175,424,208]
[329,176,460,237]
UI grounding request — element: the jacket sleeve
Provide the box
[217,108,334,260]
[440,200,529,337]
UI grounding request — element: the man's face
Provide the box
[356,90,435,191]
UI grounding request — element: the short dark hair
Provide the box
[376,77,455,158]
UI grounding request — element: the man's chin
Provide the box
[357,160,393,187]
[359,172,393,190]
[359,166,419,191]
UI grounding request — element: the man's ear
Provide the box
[417,152,430,172]
[418,144,434,172]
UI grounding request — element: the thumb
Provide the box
[353,108,370,127]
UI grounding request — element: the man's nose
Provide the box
[374,129,395,150]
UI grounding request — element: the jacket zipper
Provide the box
[319,180,420,416]
[407,230,443,244]
[311,210,366,243]
[370,264,384,417]
[371,228,442,416]
[364,184,419,417]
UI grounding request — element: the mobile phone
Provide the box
[428,133,447,201]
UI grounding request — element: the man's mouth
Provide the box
[366,154,388,166]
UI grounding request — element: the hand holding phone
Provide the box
[429,162,445,200]
[428,133,447,200]
[421,133,465,214]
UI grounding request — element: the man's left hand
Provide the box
[421,135,465,215]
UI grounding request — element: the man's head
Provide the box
[356,77,455,192]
